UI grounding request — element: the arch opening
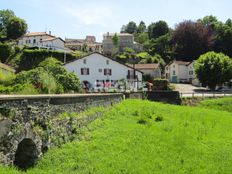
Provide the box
[14,138,39,170]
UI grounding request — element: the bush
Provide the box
[0,42,14,63]
[0,71,15,85]
[15,67,58,94]
[0,83,38,94]
[153,78,169,90]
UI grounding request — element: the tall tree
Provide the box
[148,20,169,39]
[0,9,27,39]
[137,21,146,33]
[6,17,27,39]
[125,21,137,34]
[172,20,214,61]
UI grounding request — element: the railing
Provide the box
[180,92,232,98]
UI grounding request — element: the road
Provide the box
[173,83,232,98]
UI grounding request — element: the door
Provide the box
[172,76,178,83]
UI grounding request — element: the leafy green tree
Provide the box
[0,9,27,39]
[148,21,169,39]
[0,9,15,37]
[135,32,149,44]
[195,52,232,90]
[0,42,14,62]
[112,33,119,56]
[6,17,27,39]
[172,20,214,61]
[124,21,137,34]
[137,21,146,33]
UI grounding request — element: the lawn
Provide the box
[198,97,232,113]
[1,99,232,174]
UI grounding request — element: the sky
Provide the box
[1,0,232,42]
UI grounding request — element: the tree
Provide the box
[0,9,15,37]
[195,52,232,90]
[112,33,119,56]
[135,32,149,44]
[172,20,214,61]
[137,21,146,33]
[0,9,27,39]
[6,17,27,39]
[148,21,169,39]
[124,21,137,34]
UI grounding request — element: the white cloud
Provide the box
[65,6,115,27]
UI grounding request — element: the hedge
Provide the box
[17,49,78,71]
[153,78,169,90]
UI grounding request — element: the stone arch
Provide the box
[14,138,39,170]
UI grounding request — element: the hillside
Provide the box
[1,99,232,174]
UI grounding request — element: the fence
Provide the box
[180,92,232,98]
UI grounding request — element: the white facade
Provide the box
[64,53,143,91]
[18,32,69,52]
[165,60,198,84]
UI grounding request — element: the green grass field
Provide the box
[1,98,232,174]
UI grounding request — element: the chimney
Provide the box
[49,31,51,35]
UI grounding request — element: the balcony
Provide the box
[127,75,138,79]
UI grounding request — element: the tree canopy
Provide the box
[195,52,232,90]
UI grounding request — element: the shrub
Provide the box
[155,116,163,122]
[137,118,147,124]
[0,42,14,63]
[0,71,15,85]
[153,78,169,90]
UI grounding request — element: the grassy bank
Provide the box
[1,99,232,174]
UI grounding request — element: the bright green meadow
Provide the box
[1,98,232,174]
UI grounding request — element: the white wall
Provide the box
[42,38,65,51]
[64,53,143,90]
[18,35,48,47]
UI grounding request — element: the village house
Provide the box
[165,60,200,85]
[102,32,143,55]
[64,53,143,92]
[0,62,15,75]
[65,36,103,53]
[128,63,161,79]
[18,31,70,52]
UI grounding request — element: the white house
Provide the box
[64,53,143,92]
[18,32,70,52]
[129,64,161,79]
[165,60,199,84]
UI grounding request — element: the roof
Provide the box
[0,62,15,73]
[42,37,65,43]
[64,52,143,74]
[103,33,133,37]
[166,60,191,67]
[24,32,48,37]
[128,64,160,70]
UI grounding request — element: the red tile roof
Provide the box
[24,32,48,37]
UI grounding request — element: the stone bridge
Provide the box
[0,93,123,169]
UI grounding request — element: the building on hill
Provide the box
[64,52,143,92]
[102,32,143,55]
[0,62,15,74]
[165,60,200,85]
[65,36,103,53]
[128,63,161,79]
[18,31,70,52]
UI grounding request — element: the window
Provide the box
[104,68,112,76]
[33,39,36,43]
[189,71,193,75]
[166,67,168,70]
[173,70,176,75]
[81,68,89,75]
[173,65,175,68]
[98,69,102,73]
[83,59,86,64]
[40,39,42,43]
[106,60,109,65]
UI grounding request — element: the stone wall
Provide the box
[0,93,123,169]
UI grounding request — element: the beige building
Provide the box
[102,32,143,55]
[129,64,161,79]
[65,36,103,53]
[18,32,70,52]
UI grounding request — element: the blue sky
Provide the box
[1,0,232,41]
